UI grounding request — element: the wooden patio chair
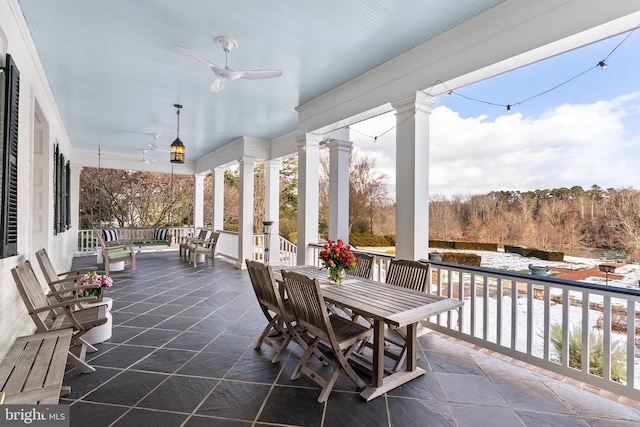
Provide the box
[180,228,209,261]
[94,229,136,275]
[245,260,296,363]
[384,259,431,370]
[350,252,374,279]
[35,248,102,308]
[281,270,372,403]
[11,260,108,373]
[188,231,220,267]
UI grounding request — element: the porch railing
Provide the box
[202,230,297,266]
[425,261,640,400]
[309,242,640,400]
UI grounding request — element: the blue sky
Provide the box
[351,28,640,198]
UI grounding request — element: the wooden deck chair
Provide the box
[11,260,108,373]
[188,231,220,267]
[245,260,296,363]
[180,228,209,261]
[94,229,136,275]
[350,252,374,279]
[384,259,430,370]
[281,270,372,403]
[35,248,102,307]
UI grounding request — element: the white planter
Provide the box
[81,297,113,344]
[109,260,125,271]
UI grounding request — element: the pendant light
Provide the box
[170,104,185,164]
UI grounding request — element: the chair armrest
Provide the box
[47,283,100,297]
[57,266,100,277]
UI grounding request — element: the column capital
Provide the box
[238,156,256,166]
[326,138,353,153]
[391,91,436,115]
[263,159,282,169]
[296,132,322,150]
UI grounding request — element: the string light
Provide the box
[311,24,638,144]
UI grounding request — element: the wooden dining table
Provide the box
[275,265,464,401]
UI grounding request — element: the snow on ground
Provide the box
[429,249,640,289]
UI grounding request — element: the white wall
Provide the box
[0,0,77,359]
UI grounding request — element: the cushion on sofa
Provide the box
[154,228,169,241]
[103,229,119,242]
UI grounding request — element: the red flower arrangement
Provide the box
[318,239,358,284]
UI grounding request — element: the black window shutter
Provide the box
[65,160,71,230]
[1,54,19,258]
[53,144,59,235]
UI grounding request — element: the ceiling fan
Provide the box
[177,36,282,92]
[132,149,161,164]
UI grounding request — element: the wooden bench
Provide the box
[99,227,172,249]
[0,329,73,404]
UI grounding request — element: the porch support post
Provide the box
[238,157,256,268]
[193,174,205,229]
[296,133,321,266]
[70,163,82,251]
[392,92,435,260]
[212,167,225,232]
[327,129,352,243]
[264,159,281,265]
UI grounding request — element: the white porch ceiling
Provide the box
[16,0,640,170]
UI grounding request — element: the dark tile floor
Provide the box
[62,251,640,426]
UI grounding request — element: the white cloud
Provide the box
[350,93,640,198]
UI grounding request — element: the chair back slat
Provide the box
[385,259,429,292]
[35,249,58,285]
[246,260,281,312]
[350,253,374,279]
[281,271,331,338]
[11,261,53,331]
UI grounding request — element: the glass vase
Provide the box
[86,287,104,303]
[327,268,346,285]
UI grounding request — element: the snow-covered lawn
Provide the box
[435,249,640,289]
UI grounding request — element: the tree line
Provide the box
[430,185,640,261]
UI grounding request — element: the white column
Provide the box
[70,163,82,251]
[193,174,205,229]
[264,159,281,265]
[296,133,321,266]
[238,157,256,268]
[212,167,225,232]
[327,129,352,243]
[392,92,435,260]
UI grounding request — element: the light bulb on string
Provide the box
[598,61,608,69]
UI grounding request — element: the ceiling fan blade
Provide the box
[148,142,169,153]
[176,45,218,68]
[210,77,228,92]
[238,69,283,80]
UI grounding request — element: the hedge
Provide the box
[349,233,395,247]
[441,252,481,267]
[429,240,498,251]
[504,245,564,261]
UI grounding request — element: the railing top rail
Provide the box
[428,260,640,298]
[309,242,395,261]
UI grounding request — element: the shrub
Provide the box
[349,232,393,247]
[548,322,626,382]
[430,240,497,251]
[441,252,481,267]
